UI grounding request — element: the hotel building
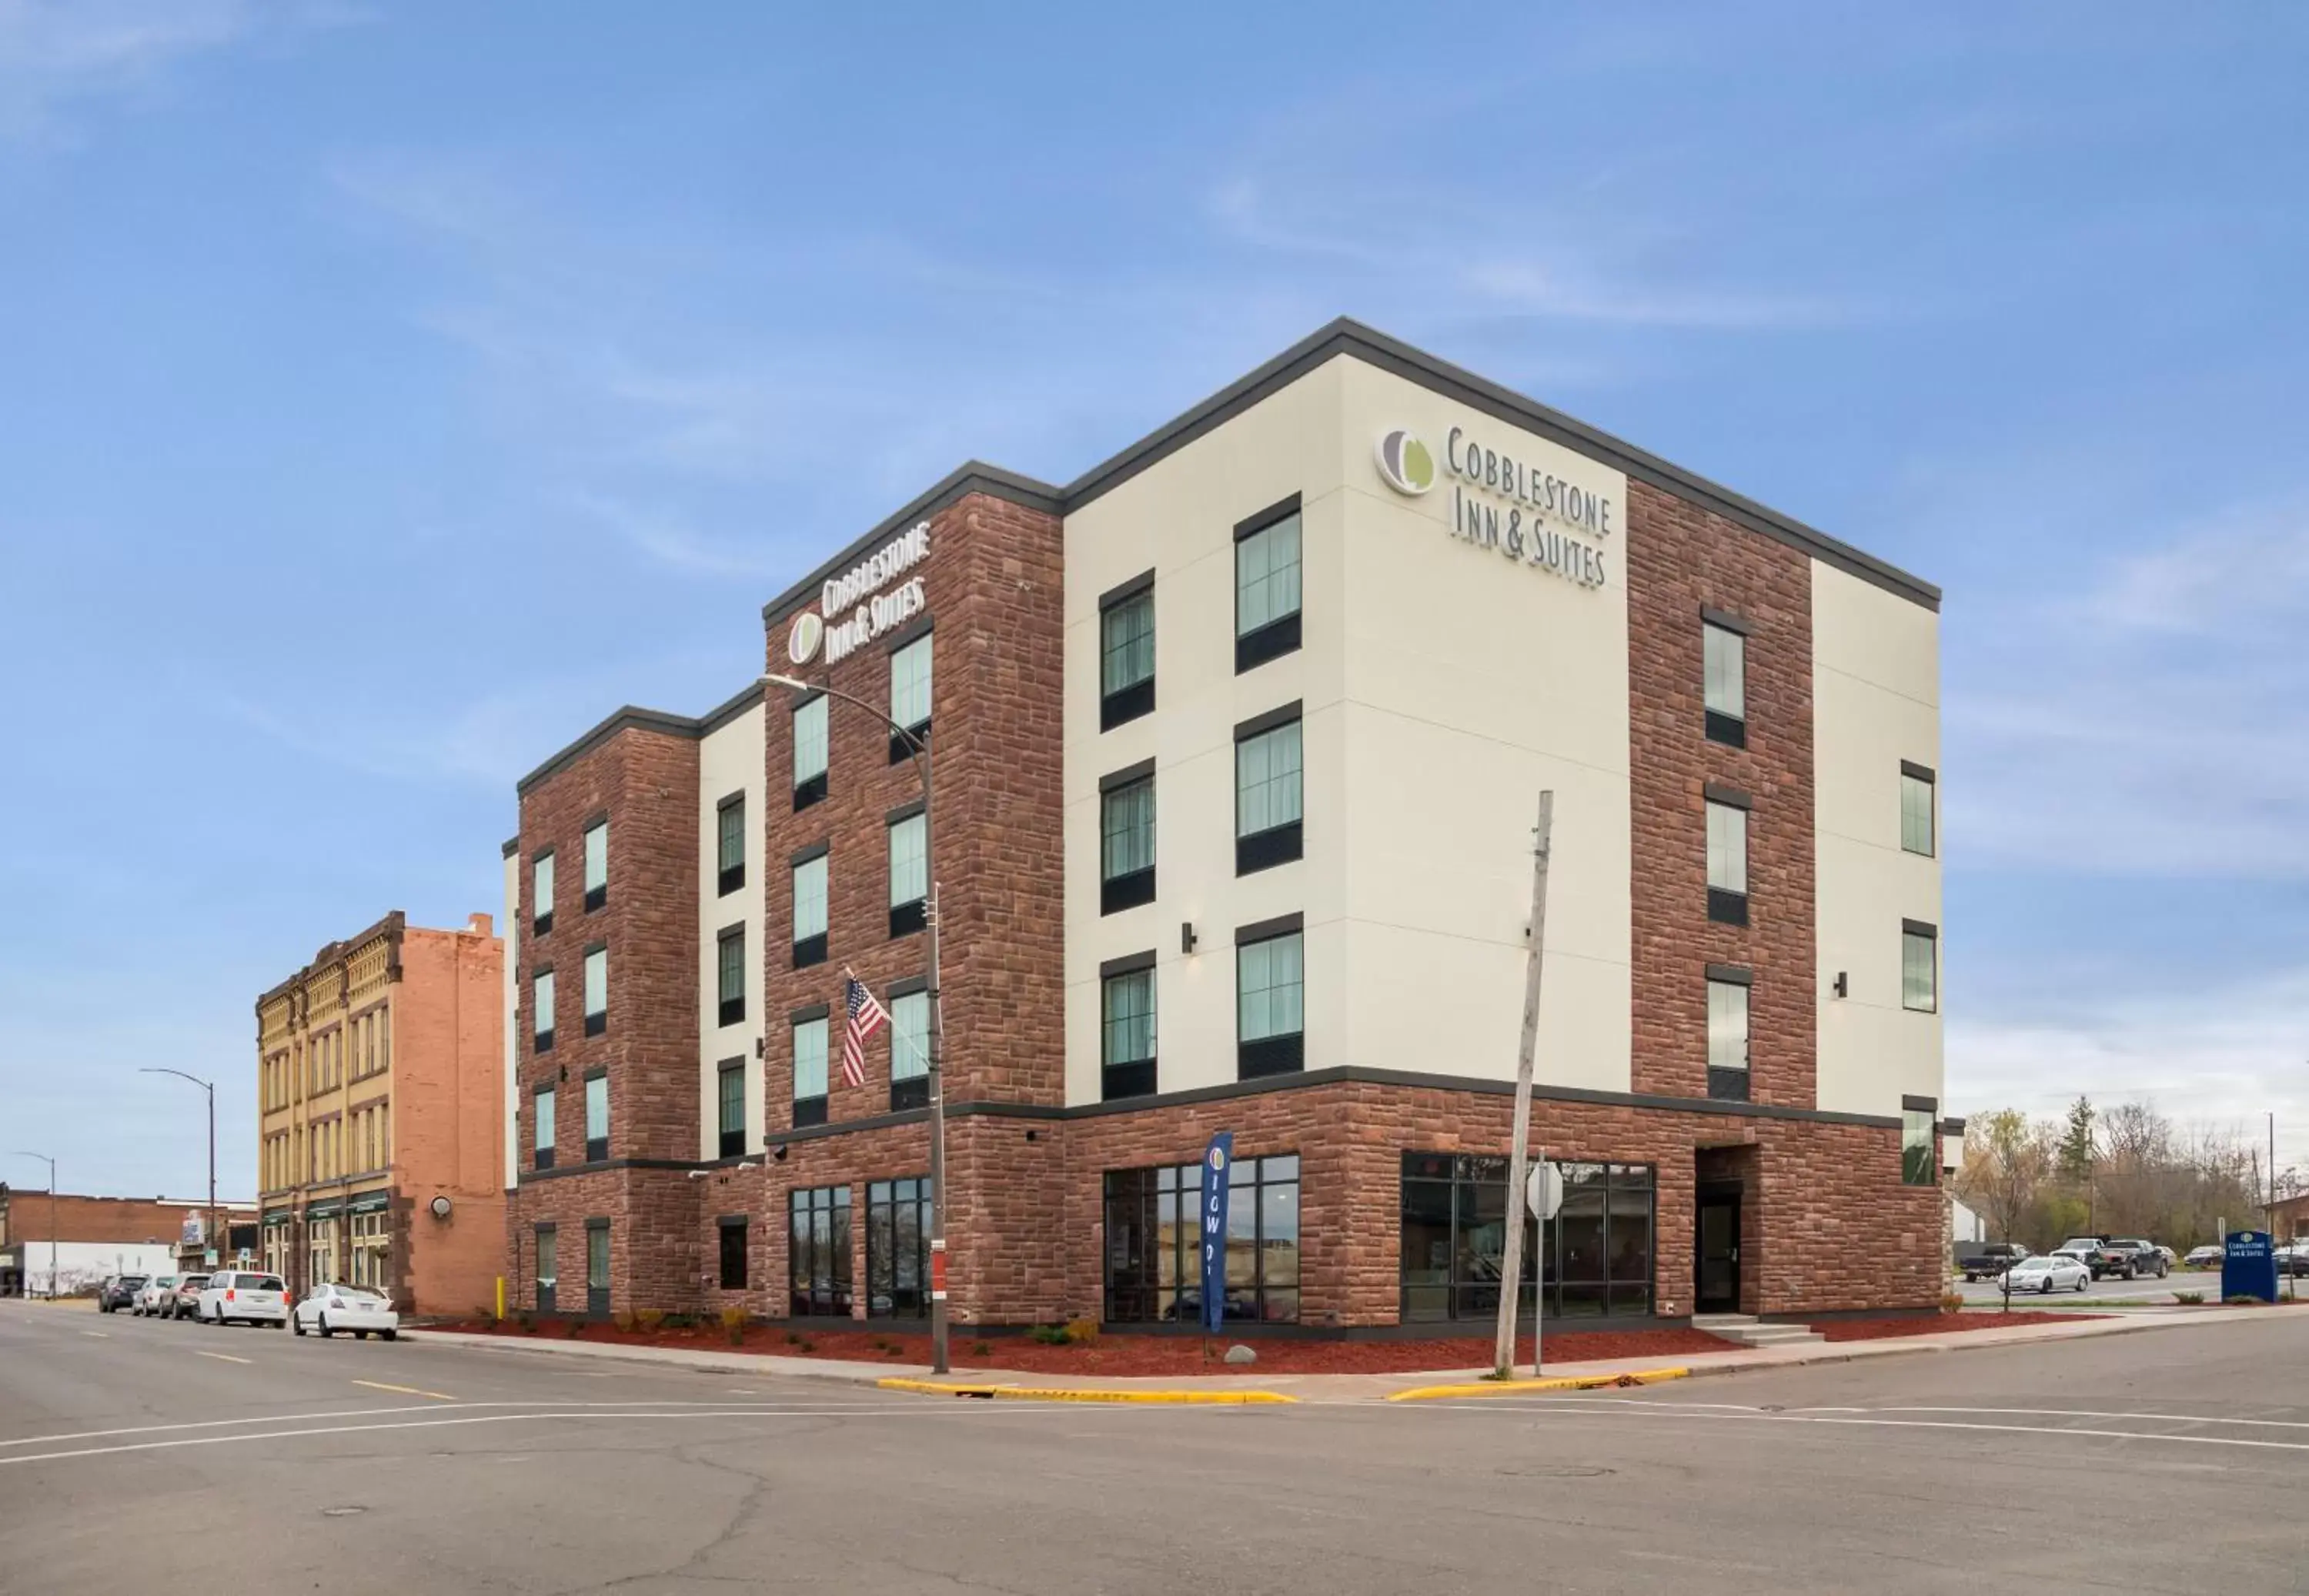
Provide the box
[500,319,1950,1331]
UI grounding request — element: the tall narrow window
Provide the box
[717,1217,748,1290]
[533,1087,555,1170]
[1706,976,1750,1102]
[583,945,608,1037]
[887,812,927,937]
[792,1017,830,1127]
[717,793,746,895]
[1902,921,1939,1013]
[890,635,932,761]
[1099,773,1156,913]
[1706,797,1749,926]
[532,851,555,936]
[792,695,829,810]
[583,819,608,912]
[1900,763,1936,857]
[533,970,555,1053]
[792,853,828,968]
[1235,506,1302,672]
[535,1224,557,1314]
[1237,927,1305,1080]
[717,1060,746,1160]
[1101,964,1156,1101]
[1903,1104,1939,1187]
[713,925,746,1026]
[867,1177,931,1320]
[1100,579,1155,730]
[888,990,931,1112]
[1703,617,1746,747]
[585,1220,610,1316]
[1235,712,1304,874]
[583,1073,608,1164]
[788,1185,851,1317]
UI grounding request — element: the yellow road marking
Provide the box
[351,1379,456,1401]
[195,1351,252,1365]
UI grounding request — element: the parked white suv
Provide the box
[197,1270,289,1327]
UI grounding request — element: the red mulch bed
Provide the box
[1810,1311,2100,1342]
[433,1317,1726,1376]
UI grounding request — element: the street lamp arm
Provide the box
[139,1067,215,1091]
[760,672,927,763]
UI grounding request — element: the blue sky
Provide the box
[2,3,2303,1201]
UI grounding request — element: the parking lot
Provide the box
[1955,1265,2242,1305]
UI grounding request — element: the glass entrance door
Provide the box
[1696,1186,1741,1314]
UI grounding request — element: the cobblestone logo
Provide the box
[1374,428,1436,496]
[786,610,824,665]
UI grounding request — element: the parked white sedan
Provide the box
[292,1284,399,1341]
[2000,1254,2091,1294]
[132,1274,180,1316]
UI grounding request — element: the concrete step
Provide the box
[1690,1314,1827,1349]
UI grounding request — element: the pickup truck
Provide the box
[2054,1237,2167,1280]
[1958,1243,2030,1282]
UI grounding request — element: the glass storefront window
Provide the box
[788,1184,851,1317]
[1102,1153,1299,1324]
[1398,1154,1653,1321]
[866,1177,930,1319]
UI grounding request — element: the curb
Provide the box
[877,1378,1297,1405]
[1385,1367,1690,1402]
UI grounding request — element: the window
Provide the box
[1099,773,1156,913]
[887,811,927,937]
[583,1073,608,1164]
[1235,506,1302,671]
[1901,764,1936,857]
[533,970,555,1053]
[889,990,930,1112]
[532,851,555,936]
[1903,1105,1938,1187]
[717,1061,746,1160]
[792,695,829,809]
[583,819,608,912]
[1235,713,1303,873]
[1703,618,1746,746]
[1101,965,1155,1101]
[792,1017,830,1127]
[1706,798,1749,926]
[583,945,608,1037]
[717,794,746,895]
[535,1225,557,1314]
[717,926,746,1026]
[890,634,932,760]
[1401,1154,1655,1322]
[1706,977,1750,1102]
[867,1177,931,1319]
[1902,921,1938,1013]
[1100,580,1155,730]
[788,1185,851,1317]
[1237,927,1304,1079]
[717,1217,748,1291]
[585,1220,610,1315]
[792,854,828,968]
[1103,1154,1298,1324]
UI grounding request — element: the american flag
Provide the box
[841,975,887,1089]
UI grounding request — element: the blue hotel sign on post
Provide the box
[2223,1230,2277,1304]
[1199,1132,1234,1334]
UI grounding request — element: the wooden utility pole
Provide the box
[1493,791,1555,1379]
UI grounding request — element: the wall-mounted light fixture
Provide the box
[1833,971,1849,998]
[771,1144,789,1162]
[428,1195,453,1220]
[1181,921,1198,955]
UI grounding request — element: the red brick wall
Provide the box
[390,924,505,1314]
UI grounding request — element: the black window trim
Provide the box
[1098,757,1156,793]
[1903,918,1940,940]
[1234,700,1303,743]
[886,798,927,825]
[790,1002,832,1024]
[1233,492,1302,543]
[1703,782,1753,810]
[717,923,747,1026]
[1100,949,1157,978]
[1098,568,1157,610]
[1900,760,1936,784]
[1235,911,1304,945]
[887,973,931,1000]
[790,840,830,867]
[1901,1093,1940,1114]
[884,615,934,656]
[1703,963,1753,985]
[1699,605,1751,636]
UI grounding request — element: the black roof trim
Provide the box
[514,682,764,796]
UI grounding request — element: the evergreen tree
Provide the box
[2056,1096,2097,1188]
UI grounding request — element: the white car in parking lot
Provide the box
[2001,1254,2092,1294]
[197,1270,289,1327]
[291,1284,399,1341]
[133,1275,180,1316]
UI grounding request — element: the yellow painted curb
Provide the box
[876,1377,1296,1404]
[1385,1367,1691,1402]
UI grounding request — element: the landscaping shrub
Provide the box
[971,1339,992,1357]
[516,1311,536,1334]
[1062,1317,1100,1346]
[613,1309,638,1334]
[1939,1292,1964,1313]
[1028,1324,1071,1345]
[635,1308,665,1334]
[2174,1290,2204,1305]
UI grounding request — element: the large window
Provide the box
[1235,506,1302,672]
[867,1177,931,1319]
[792,853,828,968]
[1903,921,1939,1013]
[1102,1154,1298,1324]
[887,990,931,1112]
[1901,763,1936,857]
[890,634,932,757]
[717,925,746,1026]
[1903,1104,1939,1187]
[788,1184,851,1317]
[1101,964,1155,1101]
[717,1217,747,1291]
[1400,1154,1655,1322]
[583,945,608,1037]
[1703,617,1746,747]
[887,812,927,937]
[1100,580,1155,730]
[717,1060,745,1160]
[533,1087,555,1171]
[717,793,746,895]
[792,695,829,810]
[583,818,608,912]
[1237,927,1304,1079]
[533,970,555,1053]
[1235,713,1303,873]
[532,850,555,936]
[1099,773,1156,913]
[1706,975,1750,1101]
[792,1016,830,1127]
[1706,797,1749,926]
[583,1073,609,1164]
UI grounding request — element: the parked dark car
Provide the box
[97,1274,149,1313]
[1959,1243,2030,1283]
[2095,1239,2168,1280]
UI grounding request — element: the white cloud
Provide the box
[561,489,785,579]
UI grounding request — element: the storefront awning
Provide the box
[305,1200,344,1221]
[346,1190,391,1215]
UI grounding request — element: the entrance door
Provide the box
[1696,1186,1741,1314]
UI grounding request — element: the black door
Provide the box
[1696,1186,1741,1314]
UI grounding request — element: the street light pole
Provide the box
[142,1070,217,1267]
[764,672,951,1375]
[9,1153,56,1298]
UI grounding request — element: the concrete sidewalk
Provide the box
[407,1304,2296,1402]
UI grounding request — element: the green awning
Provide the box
[262,1210,293,1227]
[346,1190,391,1215]
[304,1200,343,1221]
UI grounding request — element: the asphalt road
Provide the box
[3,1298,2305,1594]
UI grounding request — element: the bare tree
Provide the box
[1956,1110,2050,1250]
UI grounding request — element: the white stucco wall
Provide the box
[697,703,767,1157]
